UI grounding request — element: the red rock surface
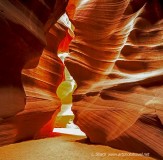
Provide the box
[0,0,68,145]
[65,0,163,158]
[0,0,163,159]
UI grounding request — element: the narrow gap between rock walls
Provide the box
[54,13,85,136]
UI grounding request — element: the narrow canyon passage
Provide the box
[0,0,163,159]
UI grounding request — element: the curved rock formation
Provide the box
[0,0,68,145]
[65,0,163,158]
[0,0,163,159]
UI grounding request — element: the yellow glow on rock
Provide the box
[56,67,77,104]
[55,13,77,130]
[55,53,77,128]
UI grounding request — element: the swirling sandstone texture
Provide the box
[0,0,68,145]
[65,0,163,158]
[0,0,163,159]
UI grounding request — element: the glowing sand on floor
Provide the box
[53,128,86,136]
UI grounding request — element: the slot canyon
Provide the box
[0,0,163,159]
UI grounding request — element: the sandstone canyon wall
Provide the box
[65,0,163,159]
[0,0,163,159]
[0,0,68,145]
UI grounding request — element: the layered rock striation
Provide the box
[65,0,163,158]
[0,0,163,159]
[0,0,68,145]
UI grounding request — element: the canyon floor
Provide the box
[0,134,155,160]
